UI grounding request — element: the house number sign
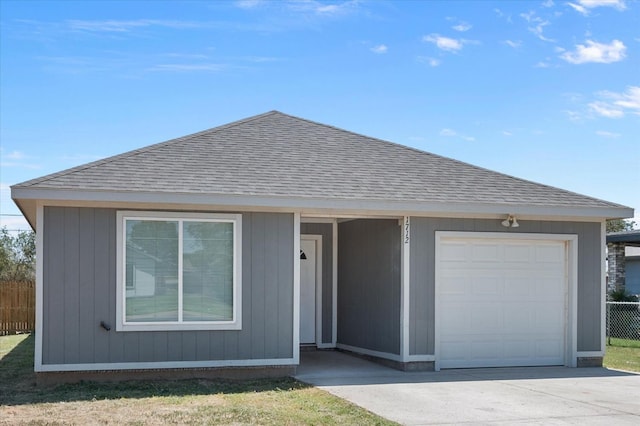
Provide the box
[404,217,410,244]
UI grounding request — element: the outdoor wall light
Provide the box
[501,215,520,228]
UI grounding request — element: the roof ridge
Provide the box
[13,111,282,188]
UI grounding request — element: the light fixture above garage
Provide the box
[501,215,520,228]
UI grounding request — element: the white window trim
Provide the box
[116,211,242,332]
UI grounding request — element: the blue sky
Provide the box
[1,0,638,230]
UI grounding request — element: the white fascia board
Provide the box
[13,187,634,223]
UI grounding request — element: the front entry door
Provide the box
[300,237,320,345]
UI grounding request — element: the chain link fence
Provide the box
[606,301,640,346]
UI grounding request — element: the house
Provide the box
[607,231,640,295]
[11,111,634,379]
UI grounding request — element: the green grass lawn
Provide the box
[0,334,397,425]
[604,338,640,372]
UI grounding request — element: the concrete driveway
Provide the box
[295,351,640,425]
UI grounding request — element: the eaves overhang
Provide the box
[12,187,635,229]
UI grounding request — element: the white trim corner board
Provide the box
[34,204,44,372]
[400,216,411,361]
[293,212,301,364]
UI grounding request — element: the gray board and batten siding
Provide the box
[41,207,294,366]
[300,223,333,345]
[338,219,401,355]
[409,217,602,356]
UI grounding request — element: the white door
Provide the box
[300,238,317,345]
[437,237,566,369]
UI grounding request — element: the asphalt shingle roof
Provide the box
[12,111,627,210]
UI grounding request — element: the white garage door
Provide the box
[437,236,567,369]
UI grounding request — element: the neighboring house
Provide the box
[11,111,634,378]
[628,247,640,296]
[607,231,640,295]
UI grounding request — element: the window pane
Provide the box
[125,220,179,322]
[183,221,234,321]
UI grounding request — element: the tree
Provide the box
[606,219,636,233]
[0,227,36,281]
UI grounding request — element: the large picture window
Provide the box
[116,211,242,331]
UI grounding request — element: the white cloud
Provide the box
[567,3,588,14]
[67,19,201,33]
[240,56,280,63]
[560,39,626,64]
[567,86,640,121]
[502,131,513,136]
[287,0,360,16]
[589,101,624,118]
[0,149,39,169]
[504,40,522,48]
[565,110,583,121]
[316,4,340,13]
[596,130,621,138]
[439,128,475,141]
[235,0,263,8]
[494,8,513,22]
[597,86,640,116]
[520,11,555,42]
[149,63,226,72]
[423,34,474,52]
[542,0,555,7]
[0,161,40,169]
[530,22,554,42]
[417,56,441,67]
[2,150,25,160]
[535,61,551,68]
[370,44,388,54]
[568,0,626,15]
[0,216,31,232]
[452,22,472,32]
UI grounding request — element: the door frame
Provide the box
[434,231,578,371]
[300,234,323,346]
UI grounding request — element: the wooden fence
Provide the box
[0,281,35,335]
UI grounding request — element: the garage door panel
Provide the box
[440,276,468,295]
[441,306,469,333]
[471,244,501,262]
[535,339,563,359]
[504,245,531,262]
[503,340,532,358]
[472,277,502,296]
[470,304,503,331]
[440,340,468,361]
[438,237,566,369]
[471,340,502,359]
[535,244,564,262]
[503,306,533,332]
[535,305,564,332]
[441,242,468,262]
[535,277,564,298]
[504,277,531,298]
